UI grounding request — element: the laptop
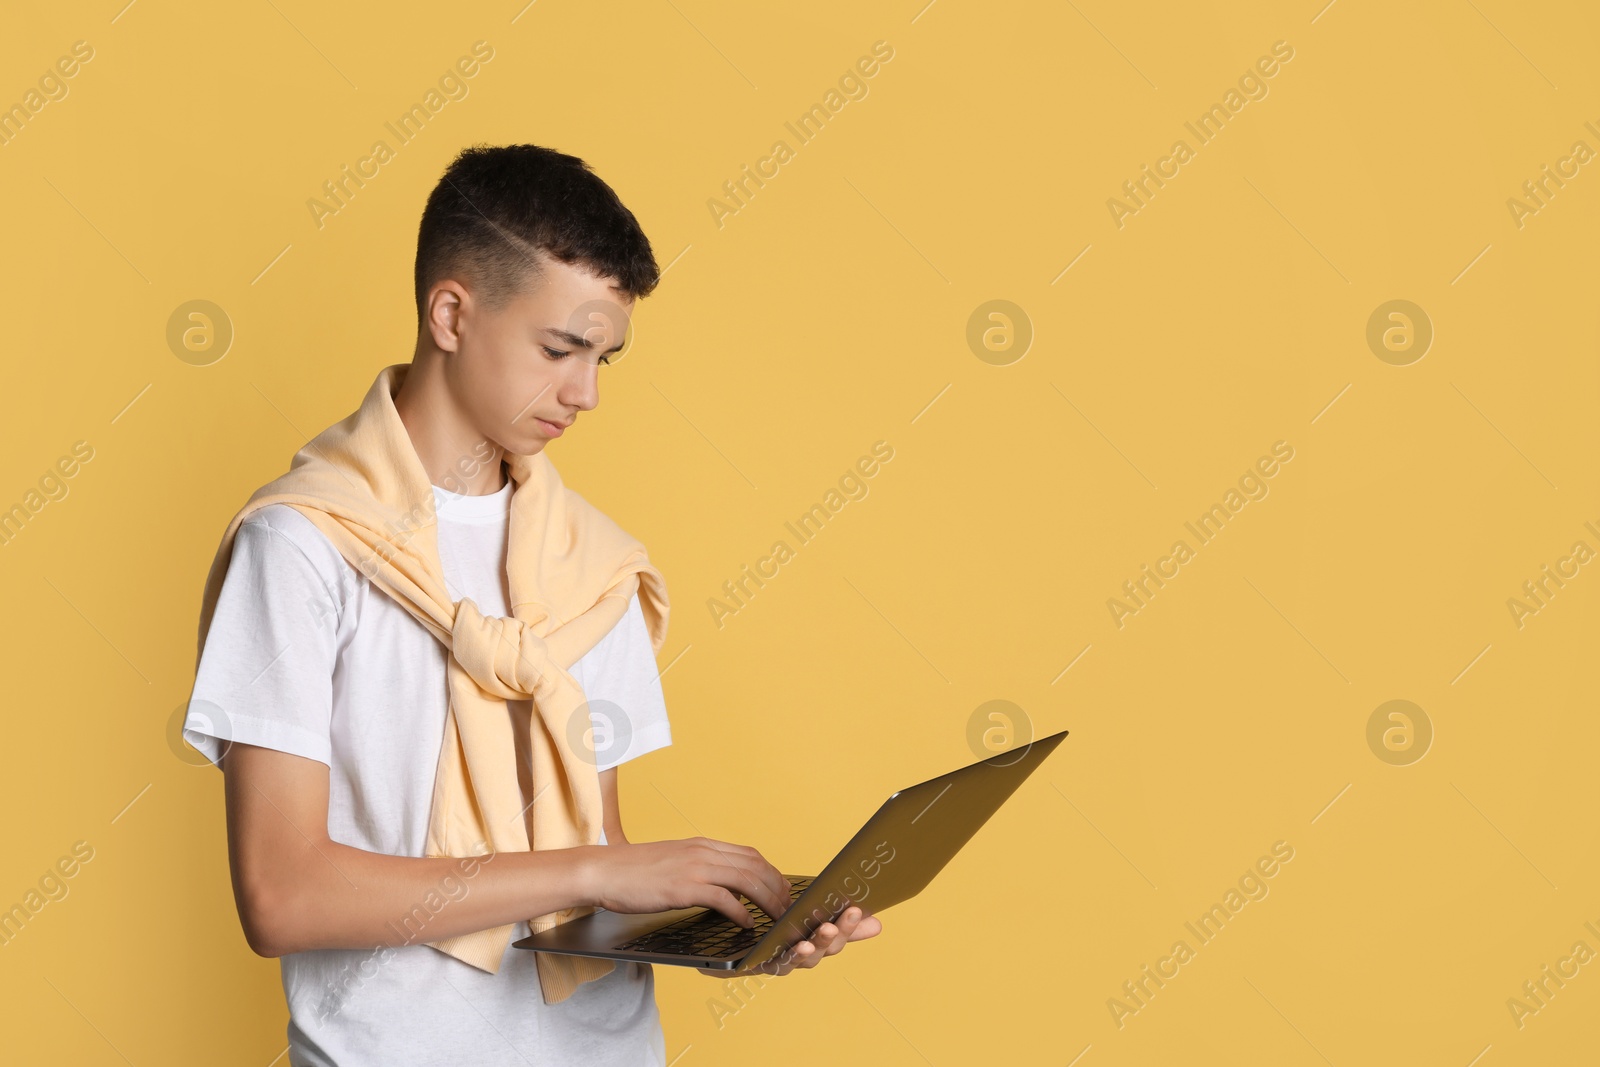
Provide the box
[513,728,1068,973]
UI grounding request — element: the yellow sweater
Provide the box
[194,362,670,1004]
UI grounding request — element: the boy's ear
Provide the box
[425,282,468,353]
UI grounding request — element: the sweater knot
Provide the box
[450,596,555,701]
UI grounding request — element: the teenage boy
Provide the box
[184,144,880,1067]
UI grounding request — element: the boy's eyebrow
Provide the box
[542,325,627,353]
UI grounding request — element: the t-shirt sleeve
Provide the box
[574,590,673,772]
[183,513,340,770]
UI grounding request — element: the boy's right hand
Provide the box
[581,837,792,928]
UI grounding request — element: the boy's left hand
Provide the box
[698,906,882,978]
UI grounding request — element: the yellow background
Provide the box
[1,0,1595,1063]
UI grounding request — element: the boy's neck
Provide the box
[393,352,510,496]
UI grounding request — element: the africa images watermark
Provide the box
[1106,39,1296,229]
[707,40,895,229]
[1504,518,1599,631]
[0,840,96,949]
[706,838,897,1029]
[312,843,497,1025]
[1505,918,1600,1031]
[1107,839,1296,1029]
[0,39,95,148]
[306,40,496,230]
[1105,440,1296,628]
[0,439,96,549]
[306,434,500,627]
[707,440,895,629]
[1505,120,1600,230]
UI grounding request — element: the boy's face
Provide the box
[436,254,633,456]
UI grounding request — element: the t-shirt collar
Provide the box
[432,478,511,525]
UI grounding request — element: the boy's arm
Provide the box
[225,742,787,957]
[599,766,628,845]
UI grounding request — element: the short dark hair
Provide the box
[413,144,659,327]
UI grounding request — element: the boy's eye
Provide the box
[543,346,612,366]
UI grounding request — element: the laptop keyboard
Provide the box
[613,876,813,958]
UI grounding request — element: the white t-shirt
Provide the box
[184,477,671,1067]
